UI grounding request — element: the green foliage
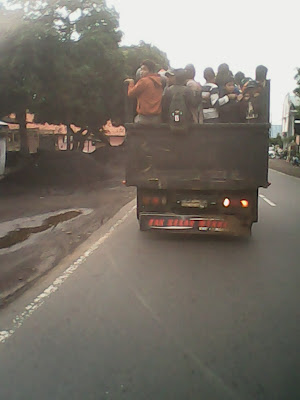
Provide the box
[0,16,58,152]
[0,0,125,135]
[122,41,169,78]
[294,68,300,97]
[32,0,125,130]
[269,134,283,148]
[294,67,300,117]
[282,135,296,148]
[0,20,56,118]
[0,0,170,149]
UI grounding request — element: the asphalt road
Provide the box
[0,169,299,400]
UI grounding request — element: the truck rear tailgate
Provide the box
[125,123,269,190]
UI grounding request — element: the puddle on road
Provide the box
[0,210,82,250]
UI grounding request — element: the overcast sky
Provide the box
[107,0,299,125]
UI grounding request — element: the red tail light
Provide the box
[142,195,167,206]
[240,199,249,208]
[152,197,160,206]
[142,196,151,206]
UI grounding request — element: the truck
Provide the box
[125,80,270,237]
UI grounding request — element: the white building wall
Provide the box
[281,94,290,135]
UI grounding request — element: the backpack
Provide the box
[169,86,189,130]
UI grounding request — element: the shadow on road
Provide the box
[140,230,252,245]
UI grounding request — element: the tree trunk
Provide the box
[78,136,85,152]
[67,124,73,151]
[72,128,86,152]
[78,129,86,152]
[17,110,29,155]
[0,135,6,175]
[96,129,110,146]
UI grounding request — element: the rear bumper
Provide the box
[139,213,251,236]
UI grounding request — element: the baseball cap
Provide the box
[165,68,175,77]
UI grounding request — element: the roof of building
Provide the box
[2,114,125,137]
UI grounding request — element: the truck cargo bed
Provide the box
[125,123,269,190]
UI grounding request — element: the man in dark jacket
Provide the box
[161,68,195,124]
[219,75,243,122]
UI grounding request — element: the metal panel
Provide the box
[125,123,269,190]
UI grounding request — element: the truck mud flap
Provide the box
[139,213,251,237]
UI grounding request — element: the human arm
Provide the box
[184,86,200,109]
[217,93,230,107]
[161,87,172,122]
[127,78,147,98]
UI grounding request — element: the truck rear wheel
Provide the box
[136,195,140,220]
[136,199,140,220]
[242,223,252,237]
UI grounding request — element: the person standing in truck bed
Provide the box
[255,65,269,122]
[218,75,243,122]
[185,64,203,123]
[202,67,219,122]
[124,59,163,124]
[161,68,195,124]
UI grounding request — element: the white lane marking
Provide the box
[259,194,276,207]
[0,205,136,344]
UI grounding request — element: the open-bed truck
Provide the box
[124,83,270,237]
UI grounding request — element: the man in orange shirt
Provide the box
[125,60,163,124]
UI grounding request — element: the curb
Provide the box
[269,166,300,179]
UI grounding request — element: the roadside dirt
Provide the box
[269,158,300,178]
[0,147,135,307]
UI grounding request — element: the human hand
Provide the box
[228,94,237,100]
[124,78,134,84]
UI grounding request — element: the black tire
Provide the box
[242,223,252,238]
[136,187,143,220]
[139,219,148,231]
[253,189,258,222]
[247,224,253,237]
[136,192,140,220]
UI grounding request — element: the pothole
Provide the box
[0,208,93,252]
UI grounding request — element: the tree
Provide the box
[122,41,169,78]
[33,0,125,147]
[269,134,283,148]
[0,16,57,153]
[294,67,300,118]
[0,1,170,154]
[0,0,125,151]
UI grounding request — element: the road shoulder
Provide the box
[0,149,135,307]
[269,158,300,179]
